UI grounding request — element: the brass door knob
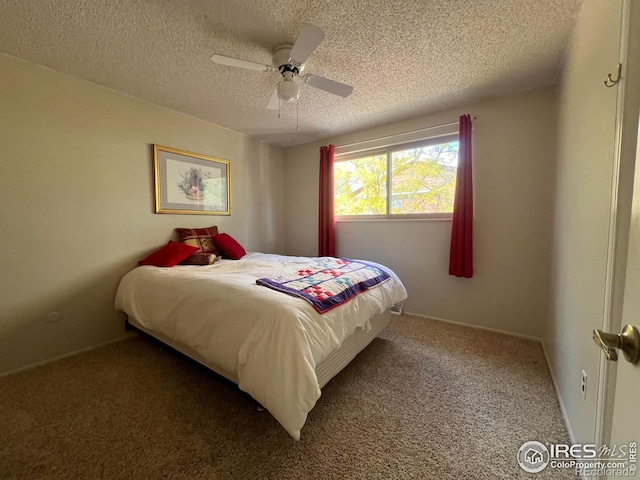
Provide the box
[593,325,640,364]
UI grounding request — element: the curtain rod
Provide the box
[334,116,476,150]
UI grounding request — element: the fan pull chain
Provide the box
[296,98,299,131]
[278,98,281,119]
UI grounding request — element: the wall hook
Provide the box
[604,63,622,87]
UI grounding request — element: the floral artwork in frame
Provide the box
[153,145,230,215]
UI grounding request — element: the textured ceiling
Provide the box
[0,0,584,147]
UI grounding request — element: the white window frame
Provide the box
[334,133,459,221]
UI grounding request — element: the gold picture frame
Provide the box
[153,145,230,215]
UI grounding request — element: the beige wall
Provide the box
[284,86,558,338]
[0,54,285,375]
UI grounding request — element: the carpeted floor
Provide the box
[0,314,574,479]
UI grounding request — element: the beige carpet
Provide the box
[0,314,573,479]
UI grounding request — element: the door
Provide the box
[603,1,640,477]
[608,137,640,473]
[607,0,640,468]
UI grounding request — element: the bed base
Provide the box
[126,309,391,390]
[316,310,390,387]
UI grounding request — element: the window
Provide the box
[334,135,459,218]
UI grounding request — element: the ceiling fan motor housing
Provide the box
[272,44,304,74]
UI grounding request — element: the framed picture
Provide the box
[153,145,230,215]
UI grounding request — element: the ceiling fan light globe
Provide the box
[278,81,300,102]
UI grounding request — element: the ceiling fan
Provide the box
[210,24,353,110]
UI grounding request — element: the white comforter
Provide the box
[114,252,407,439]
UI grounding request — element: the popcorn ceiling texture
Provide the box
[0,0,583,147]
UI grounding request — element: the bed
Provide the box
[114,252,407,439]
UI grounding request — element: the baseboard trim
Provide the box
[540,339,577,444]
[402,311,542,342]
[0,332,137,379]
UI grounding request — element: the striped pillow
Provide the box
[179,252,218,265]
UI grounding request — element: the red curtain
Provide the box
[318,145,336,257]
[449,114,473,278]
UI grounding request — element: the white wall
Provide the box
[0,54,285,375]
[284,87,558,338]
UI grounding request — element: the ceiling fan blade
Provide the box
[210,54,273,72]
[305,75,353,97]
[266,87,279,110]
[289,24,325,65]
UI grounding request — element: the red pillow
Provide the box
[213,233,246,260]
[138,241,199,267]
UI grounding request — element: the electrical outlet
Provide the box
[581,370,587,399]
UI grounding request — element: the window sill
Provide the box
[336,214,452,222]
